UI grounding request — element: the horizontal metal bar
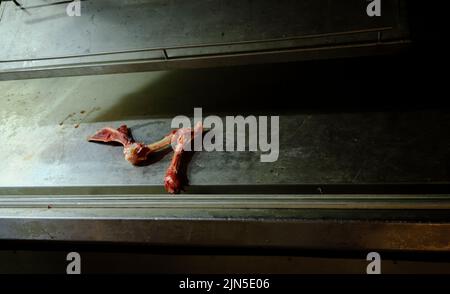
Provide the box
[0,40,410,80]
[1,194,450,210]
[1,216,449,251]
[0,27,393,63]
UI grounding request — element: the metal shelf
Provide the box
[1,60,449,249]
[0,0,410,80]
[1,68,450,193]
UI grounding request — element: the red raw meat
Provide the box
[88,125,133,146]
[88,123,203,194]
[165,122,203,194]
[88,126,175,165]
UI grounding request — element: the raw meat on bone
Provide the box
[88,123,203,194]
[164,122,203,194]
[88,125,175,166]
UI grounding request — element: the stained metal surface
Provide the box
[1,58,449,248]
[0,0,447,254]
[1,67,450,191]
[0,0,410,80]
[2,111,450,189]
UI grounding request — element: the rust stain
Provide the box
[59,107,100,127]
[59,112,76,126]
